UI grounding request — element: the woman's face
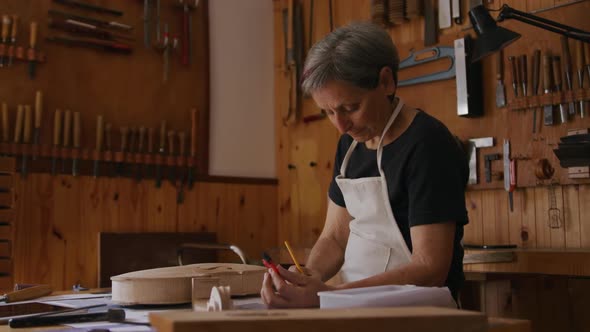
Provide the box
[310,67,396,143]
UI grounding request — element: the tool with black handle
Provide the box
[8,15,17,66]
[155,121,166,188]
[72,112,81,176]
[136,126,145,182]
[21,105,32,178]
[576,41,586,118]
[495,51,506,108]
[561,36,576,116]
[552,56,568,124]
[509,56,518,98]
[177,131,186,204]
[104,122,113,177]
[167,130,176,186]
[93,115,103,178]
[51,109,62,175]
[531,49,540,133]
[543,55,554,126]
[116,127,128,177]
[62,110,72,173]
[28,22,37,79]
[1,284,52,303]
[33,91,42,160]
[188,108,196,189]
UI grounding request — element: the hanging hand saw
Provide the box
[398,46,455,87]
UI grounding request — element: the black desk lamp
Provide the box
[469,4,590,62]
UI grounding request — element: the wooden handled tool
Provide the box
[62,110,72,173]
[519,55,527,96]
[0,15,10,67]
[28,21,37,78]
[167,130,176,185]
[8,15,18,66]
[135,126,146,182]
[21,105,32,178]
[542,55,554,126]
[14,105,24,143]
[72,111,81,176]
[0,284,52,303]
[552,56,568,124]
[105,122,113,177]
[177,131,186,203]
[576,41,586,118]
[495,52,506,108]
[33,91,43,160]
[116,126,128,177]
[531,49,541,134]
[51,109,62,175]
[508,56,518,97]
[147,127,154,154]
[93,115,103,178]
[155,121,166,188]
[1,103,8,142]
[561,36,576,116]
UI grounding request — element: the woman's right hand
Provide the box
[288,266,322,281]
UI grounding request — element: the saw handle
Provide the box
[2,284,52,303]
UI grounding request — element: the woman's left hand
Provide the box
[260,265,334,308]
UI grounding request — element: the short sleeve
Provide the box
[328,135,352,207]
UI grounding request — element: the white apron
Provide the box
[337,97,412,282]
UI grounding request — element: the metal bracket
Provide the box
[398,46,456,87]
[468,137,494,185]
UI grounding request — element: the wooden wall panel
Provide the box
[9,174,277,292]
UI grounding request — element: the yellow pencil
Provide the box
[284,240,304,274]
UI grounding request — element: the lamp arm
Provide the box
[498,4,590,42]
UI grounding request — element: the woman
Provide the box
[261,22,469,308]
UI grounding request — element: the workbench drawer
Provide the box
[0,193,13,208]
[0,241,10,258]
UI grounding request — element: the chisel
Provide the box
[188,108,196,189]
[552,56,568,124]
[72,111,81,176]
[543,55,554,126]
[585,42,590,84]
[147,127,154,179]
[28,22,37,79]
[1,284,52,303]
[14,105,24,172]
[155,121,166,188]
[576,41,586,118]
[93,115,103,178]
[51,109,62,175]
[1,15,10,67]
[508,56,518,98]
[116,127,128,177]
[135,126,145,182]
[7,15,17,66]
[167,130,176,186]
[561,36,576,116]
[519,54,527,97]
[495,51,506,108]
[104,123,113,177]
[21,105,32,178]
[33,91,42,160]
[1,103,8,148]
[531,49,540,133]
[177,131,186,203]
[62,110,72,173]
[503,139,514,212]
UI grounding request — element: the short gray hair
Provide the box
[301,22,399,96]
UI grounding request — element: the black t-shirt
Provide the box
[328,110,469,298]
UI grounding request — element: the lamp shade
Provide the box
[469,5,521,62]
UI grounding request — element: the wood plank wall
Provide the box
[274,0,590,331]
[9,173,277,291]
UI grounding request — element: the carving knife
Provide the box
[561,36,576,116]
[167,130,176,186]
[21,105,31,178]
[552,56,568,124]
[531,49,541,133]
[72,112,81,176]
[543,55,554,126]
[177,131,186,203]
[188,108,196,189]
[576,41,586,118]
[28,22,37,79]
[155,121,166,188]
[116,127,128,177]
[51,109,62,175]
[495,51,506,108]
[33,91,42,160]
[135,126,145,182]
[93,115,103,178]
[62,110,72,173]
[508,56,518,98]
[519,54,527,97]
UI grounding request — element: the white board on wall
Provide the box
[208,0,276,178]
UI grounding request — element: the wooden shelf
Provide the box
[464,248,590,277]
